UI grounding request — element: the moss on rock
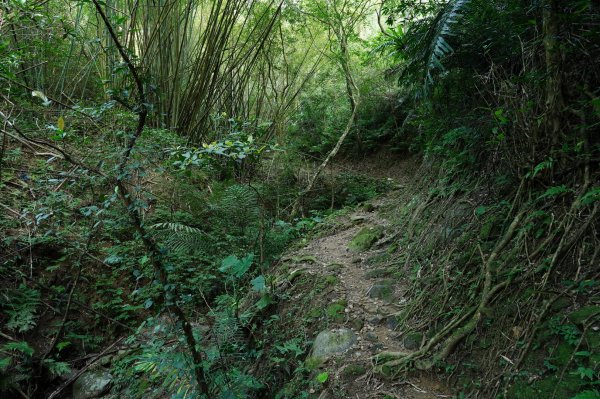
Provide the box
[403,332,423,350]
[311,328,357,361]
[368,279,395,302]
[327,301,347,322]
[365,269,390,279]
[349,226,384,252]
[551,342,575,368]
[550,296,572,312]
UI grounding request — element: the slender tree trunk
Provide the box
[90,0,210,394]
[292,24,360,217]
[543,0,564,147]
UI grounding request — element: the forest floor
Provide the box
[275,155,454,398]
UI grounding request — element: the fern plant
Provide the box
[423,0,470,87]
[150,222,206,254]
[217,185,260,234]
[381,0,471,92]
[2,284,40,333]
[126,296,261,398]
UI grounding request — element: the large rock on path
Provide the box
[72,369,113,399]
[311,328,357,361]
[349,226,384,252]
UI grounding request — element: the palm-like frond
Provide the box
[150,222,206,254]
[151,222,204,234]
[381,0,471,92]
[423,0,471,87]
[217,185,260,232]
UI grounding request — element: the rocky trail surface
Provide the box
[280,158,452,398]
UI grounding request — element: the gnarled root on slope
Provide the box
[373,196,598,380]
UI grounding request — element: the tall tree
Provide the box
[293,0,371,216]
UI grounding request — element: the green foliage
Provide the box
[171,132,274,171]
[527,158,556,180]
[150,222,205,254]
[422,0,472,88]
[0,341,35,392]
[573,391,600,399]
[217,185,260,233]
[549,317,581,346]
[169,117,277,182]
[379,0,472,91]
[315,371,328,383]
[42,359,71,377]
[220,254,254,279]
[2,284,40,333]
[580,187,600,206]
[293,70,396,156]
[539,185,571,201]
[132,350,196,398]
[1,0,599,396]
[2,342,34,357]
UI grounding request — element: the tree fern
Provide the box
[151,222,204,234]
[134,351,195,398]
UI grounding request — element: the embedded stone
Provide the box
[311,328,357,360]
[73,369,113,399]
[349,226,384,252]
[403,332,424,350]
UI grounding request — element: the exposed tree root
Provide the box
[373,190,598,379]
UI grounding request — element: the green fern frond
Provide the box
[217,185,260,231]
[384,0,471,92]
[150,222,203,234]
[423,0,471,87]
[212,310,245,348]
[150,222,206,254]
[165,234,206,253]
[134,352,195,398]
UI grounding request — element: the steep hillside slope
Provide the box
[255,156,598,399]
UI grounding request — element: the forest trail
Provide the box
[280,157,452,398]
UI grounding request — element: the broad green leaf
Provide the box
[144,298,154,309]
[255,294,273,310]
[219,255,239,275]
[316,372,329,383]
[251,275,266,293]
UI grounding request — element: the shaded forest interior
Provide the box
[0,0,599,398]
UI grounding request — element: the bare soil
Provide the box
[280,156,452,399]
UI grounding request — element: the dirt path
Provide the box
[284,188,451,398]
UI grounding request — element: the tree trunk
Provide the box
[543,0,564,147]
[291,23,360,217]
